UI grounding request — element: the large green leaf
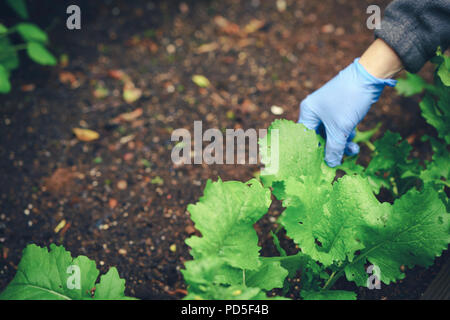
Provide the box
[281,174,388,266]
[16,23,48,44]
[259,119,335,198]
[345,186,449,286]
[0,65,11,93]
[26,42,57,66]
[186,178,271,270]
[0,244,135,300]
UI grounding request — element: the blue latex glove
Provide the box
[298,58,397,167]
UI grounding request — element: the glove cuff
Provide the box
[354,58,397,88]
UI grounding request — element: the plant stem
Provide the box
[365,141,376,151]
[322,271,336,290]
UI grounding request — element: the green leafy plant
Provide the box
[0,244,136,300]
[0,0,56,93]
[396,47,450,144]
[182,49,450,300]
[340,48,450,197]
[182,120,449,300]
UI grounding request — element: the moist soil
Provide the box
[0,0,447,300]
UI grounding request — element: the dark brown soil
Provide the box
[0,0,447,300]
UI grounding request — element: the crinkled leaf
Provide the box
[259,119,335,197]
[16,23,48,44]
[419,137,449,187]
[366,131,413,173]
[281,175,388,266]
[395,72,427,97]
[94,267,135,300]
[0,244,134,300]
[420,94,450,144]
[345,186,449,286]
[186,178,271,270]
[365,130,420,195]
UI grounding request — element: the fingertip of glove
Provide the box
[344,141,360,156]
[325,159,341,168]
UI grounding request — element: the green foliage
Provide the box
[0,0,56,93]
[26,42,57,65]
[396,48,450,144]
[301,290,356,300]
[340,49,450,197]
[6,0,29,19]
[0,244,136,300]
[182,179,292,300]
[183,118,449,300]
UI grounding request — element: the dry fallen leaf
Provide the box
[112,108,143,123]
[192,75,211,88]
[54,219,67,233]
[123,83,142,103]
[195,42,219,54]
[108,69,130,82]
[240,99,257,114]
[244,19,266,34]
[21,84,35,92]
[73,128,100,142]
[59,71,80,89]
[213,16,240,35]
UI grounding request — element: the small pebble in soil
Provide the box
[117,180,128,190]
[270,105,284,115]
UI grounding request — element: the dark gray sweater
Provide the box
[375,0,450,73]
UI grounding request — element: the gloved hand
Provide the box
[298,58,397,167]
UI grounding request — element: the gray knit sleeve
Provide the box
[375,0,450,73]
